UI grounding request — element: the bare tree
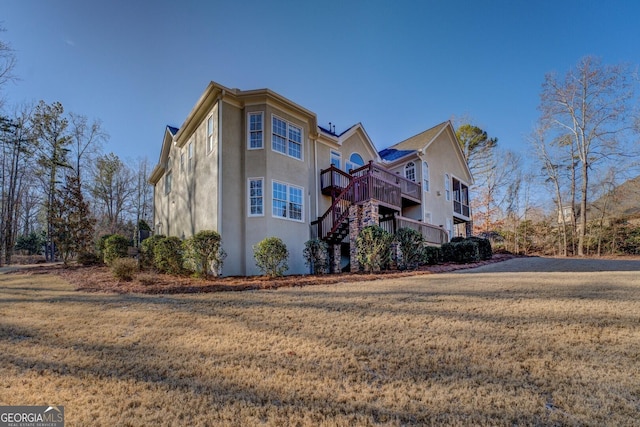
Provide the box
[0,106,35,264]
[0,27,17,107]
[68,113,107,185]
[90,153,136,235]
[539,56,638,255]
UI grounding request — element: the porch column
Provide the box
[348,204,362,272]
[330,243,341,274]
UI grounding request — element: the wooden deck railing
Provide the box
[380,215,448,245]
[351,161,421,202]
[320,166,352,194]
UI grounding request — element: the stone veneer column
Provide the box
[331,243,341,274]
[348,204,361,272]
[349,200,380,272]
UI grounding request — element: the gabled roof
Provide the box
[149,125,179,184]
[378,121,473,184]
[337,122,381,162]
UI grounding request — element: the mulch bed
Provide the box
[5,254,517,294]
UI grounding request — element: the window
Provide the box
[248,178,264,216]
[272,181,303,221]
[272,116,302,160]
[445,173,451,201]
[248,112,263,149]
[164,171,172,195]
[446,219,453,241]
[345,153,364,172]
[330,150,341,169]
[207,115,214,153]
[405,162,416,182]
[180,151,185,173]
[422,161,429,192]
[424,212,432,224]
[188,142,194,173]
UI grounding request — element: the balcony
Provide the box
[320,161,422,208]
[452,178,470,219]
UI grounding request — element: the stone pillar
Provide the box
[348,204,361,272]
[362,200,379,227]
[330,243,341,274]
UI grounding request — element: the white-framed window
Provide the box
[424,212,432,224]
[180,151,185,173]
[248,112,263,149]
[422,161,430,192]
[248,178,264,216]
[207,115,214,153]
[164,170,172,195]
[272,180,303,221]
[330,150,341,169]
[405,162,416,182]
[445,173,451,201]
[272,115,303,160]
[188,142,194,173]
[345,153,364,172]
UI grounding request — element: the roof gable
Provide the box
[337,123,381,162]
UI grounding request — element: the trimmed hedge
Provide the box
[356,225,393,272]
[303,238,329,274]
[183,230,226,277]
[140,234,165,269]
[441,237,492,264]
[420,245,442,265]
[253,237,289,277]
[395,227,424,270]
[153,236,184,274]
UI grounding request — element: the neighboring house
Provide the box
[149,81,473,276]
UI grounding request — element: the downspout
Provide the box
[218,90,224,273]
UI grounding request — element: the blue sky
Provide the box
[2,0,639,166]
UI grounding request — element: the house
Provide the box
[149,81,473,276]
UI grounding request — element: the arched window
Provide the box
[405,162,416,182]
[422,161,429,192]
[346,153,364,172]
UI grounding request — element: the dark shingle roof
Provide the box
[167,125,179,136]
[379,148,416,161]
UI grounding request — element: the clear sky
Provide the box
[2,0,639,166]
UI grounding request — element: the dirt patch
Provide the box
[5,254,516,294]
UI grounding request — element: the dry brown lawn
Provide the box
[0,257,639,426]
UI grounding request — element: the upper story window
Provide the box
[248,178,264,216]
[248,112,263,149]
[207,115,214,153]
[164,170,172,195]
[188,142,194,173]
[405,162,416,182]
[272,180,303,221]
[180,151,185,173]
[422,161,430,192]
[272,116,303,160]
[330,150,341,169]
[445,173,451,201]
[345,153,364,172]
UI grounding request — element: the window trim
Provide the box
[445,173,451,201]
[422,161,430,192]
[330,150,341,169]
[346,152,365,172]
[207,115,214,153]
[271,114,303,161]
[405,161,416,182]
[164,170,172,195]
[271,180,304,222]
[248,177,264,217]
[247,111,264,150]
[188,142,194,174]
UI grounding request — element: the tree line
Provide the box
[0,31,153,265]
[457,56,640,257]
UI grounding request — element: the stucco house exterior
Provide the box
[149,81,473,276]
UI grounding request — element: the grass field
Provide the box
[0,259,639,425]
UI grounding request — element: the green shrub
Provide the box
[97,234,113,259]
[153,236,184,275]
[77,251,101,266]
[103,234,130,265]
[395,227,424,270]
[441,237,488,264]
[140,234,165,269]
[253,237,289,277]
[183,230,226,277]
[420,245,442,265]
[303,238,329,274]
[467,236,493,260]
[110,257,138,281]
[356,225,393,272]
